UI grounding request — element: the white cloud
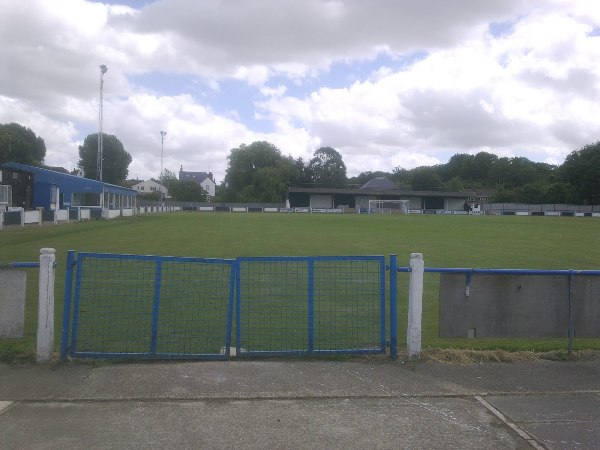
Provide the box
[1,0,599,184]
[0,96,81,171]
[234,66,270,86]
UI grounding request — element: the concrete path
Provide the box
[1,359,599,449]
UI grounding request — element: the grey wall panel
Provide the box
[572,276,600,337]
[0,270,27,338]
[439,274,570,338]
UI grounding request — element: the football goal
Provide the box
[368,199,409,214]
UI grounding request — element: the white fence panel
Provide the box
[56,210,69,221]
[24,210,41,224]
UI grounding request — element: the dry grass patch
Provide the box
[419,348,600,365]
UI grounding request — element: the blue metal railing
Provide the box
[5,262,40,268]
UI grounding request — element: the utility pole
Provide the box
[97,64,108,182]
[160,130,167,205]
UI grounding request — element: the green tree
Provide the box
[544,180,577,204]
[472,152,498,183]
[446,176,465,192]
[78,133,132,185]
[169,180,207,202]
[560,141,600,204]
[138,191,161,201]
[0,122,46,165]
[307,147,347,187]
[225,142,283,192]
[410,166,443,190]
[253,167,289,203]
[222,141,294,202]
[159,168,178,193]
[441,153,474,181]
[391,167,412,189]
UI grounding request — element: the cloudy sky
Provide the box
[1,0,599,183]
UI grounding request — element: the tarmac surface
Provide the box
[1,357,599,449]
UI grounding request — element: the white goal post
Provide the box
[368,199,409,214]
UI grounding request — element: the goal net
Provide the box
[368,199,409,214]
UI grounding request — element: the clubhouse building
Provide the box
[1,162,137,219]
[287,177,483,213]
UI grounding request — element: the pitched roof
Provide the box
[360,177,397,190]
[179,169,213,185]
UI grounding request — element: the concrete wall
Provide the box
[572,277,600,337]
[445,198,465,210]
[0,270,26,338]
[439,274,600,338]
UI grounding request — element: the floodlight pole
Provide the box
[97,64,108,182]
[160,130,167,206]
[160,131,167,177]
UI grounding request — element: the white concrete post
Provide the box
[36,248,56,363]
[407,253,424,359]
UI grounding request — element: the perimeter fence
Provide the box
[6,250,599,362]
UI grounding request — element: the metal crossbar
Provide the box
[4,262,40,268]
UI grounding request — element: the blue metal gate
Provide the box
[236,256,387,356]
[60,252,392,360]
[60,251,236,360]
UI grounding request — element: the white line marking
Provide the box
[0,401,14,415]
[475,396,546,450]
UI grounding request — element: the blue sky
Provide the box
[1,0,600,183]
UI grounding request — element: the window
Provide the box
[0,185,12,205]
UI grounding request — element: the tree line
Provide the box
[213,140,600,205]
[1,121,599,204]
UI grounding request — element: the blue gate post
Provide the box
[235,258,242,356]
[389,255,398,360]
[224,262,236,358]
[308,257,315,354]
[60,250,76,360]
[149,256,163,354]
[568,271,574,354]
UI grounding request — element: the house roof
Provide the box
[179,170,213,185]
[360,176,397,190]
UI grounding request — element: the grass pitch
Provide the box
[1,212,599,361]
